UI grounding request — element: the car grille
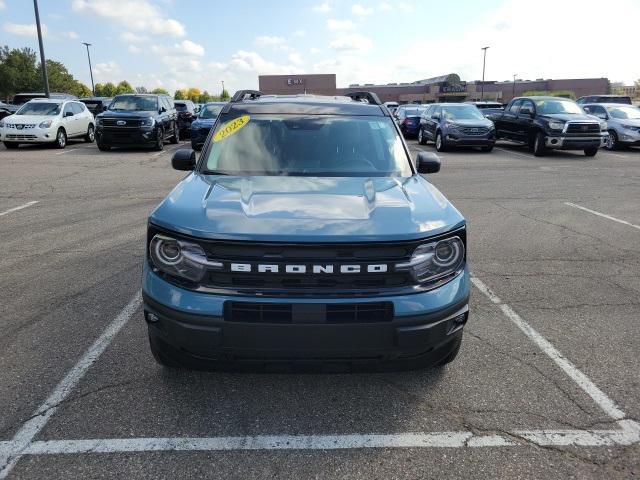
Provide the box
[5,134,37,140]
[101,118,142,128]
[459,126,490,135]
[566,123,600,135]
[225,301,394,324]
[4,124,36,129]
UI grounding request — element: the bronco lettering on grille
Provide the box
[229,263,388,274]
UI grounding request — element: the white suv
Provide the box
[0,98,95,149]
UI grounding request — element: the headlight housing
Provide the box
[96,117,103,126]
[0,119,4,128]
[600,121,608,131]
[396,236,465,285]
[140,117,155,127]
[622,124,640,132]
[149,234,222,283]
[39,119,53,128]
[548,120,565,130]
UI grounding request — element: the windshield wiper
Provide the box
[203,170,230,176]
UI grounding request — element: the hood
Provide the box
[150,175,465,242]
[611,118,640,127]
[448,118,493,127]
[540,113,598,123]
[97,110,154,119]
[1,114,53,124]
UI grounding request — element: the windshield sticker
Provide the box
[213,115,250,142]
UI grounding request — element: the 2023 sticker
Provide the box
[213,115,250,142]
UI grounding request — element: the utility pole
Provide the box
[33,0,50,98]
[480,46,489,101]
[82,42,95,96]
[512,74,517,99]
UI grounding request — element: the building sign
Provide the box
[441,84,467,94]
[287,78,305,86]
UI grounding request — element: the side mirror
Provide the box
[65,111,74,117]
[519,107,533,116]
[416,151,441,174]
[431,113,440,120]
[160,107,167,113]
[172,149,196,171]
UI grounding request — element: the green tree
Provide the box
[101,82,117,97]
[116,80,134,94]
[220,88,230,101]
[174,89,185,100]
[198,90,211,103]
[151,87,169,95]
[135,86,148,94]
[0,46,39,100]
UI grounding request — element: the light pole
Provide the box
[512,74,517,99]
[82,42,95,96]
[33,0,50,98]
[480,46,489,101]
[221,80,225,96]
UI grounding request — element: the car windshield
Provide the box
[535,99,583,115]
[109,95,157,111]
[16,102,61,116]
[441,105,484,120]
[403,107,426,116]
[203,114,412,177]
[199,104,223,119]
[608,106,640,120]
[175,103,188,112]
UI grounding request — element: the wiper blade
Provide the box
[203,170,230,176]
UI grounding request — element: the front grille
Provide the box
[5,124,35,129]
[459,126,490,135]
[566,123,600,135]
[225,301,394,324]
[101,118,142,128]
[6,134,37,140]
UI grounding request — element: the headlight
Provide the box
[140,118,155,127]
[0,120,4,128]
[396,236,465,284]
[446,122,460,130]
[600,121,608,131]
[96,117,103,126]
[548,120,565,130]
[622,124,640,132]
[39,119,53,128]
[488,123,495,130]
[149,234,221,283]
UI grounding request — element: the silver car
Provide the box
[583,103,640,150]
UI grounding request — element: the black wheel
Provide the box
[191,142,201,151]
[533,131,546,157]
[54,128,67,149]
[153,127,164,151]
[97,137,111,151]
[170,124,179,144]
[584,147,598,157]
[4,142,19,149]
[418,128,427,145]
[435,131,447,152]
[435,335,462,367]
[148,332,182,368]
[481,145,494,152]
[605,130,618,150]
[84,124,95,143]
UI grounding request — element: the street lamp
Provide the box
[33,0,50,98]
[480,46,489,101]
[82,42,95,96]
[512,74,517,99]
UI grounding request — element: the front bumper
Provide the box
[96,127,157,147]
[616,128,640,146]
[190,125,211,147]
[143,263,470,367]
[545,134,607,150]
[0,127,56,143]
[445,131,495,147]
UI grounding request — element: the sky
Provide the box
[1,0,638,95]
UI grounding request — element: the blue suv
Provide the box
[189,102,226,150]
[418,103,495,152]
[143,90,470,371]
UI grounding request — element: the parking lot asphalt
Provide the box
[0,139,638,478]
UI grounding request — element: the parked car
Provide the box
[384,101,399,115]
[174,100,197,137]
[80,97,113,116]
[493,96,606,156]
[11,92,77,106]
[577,95,632,106]
[190,102,226,150]
[143,90,469,370]
[95,94,179,151]
[418,103,495,152]
[0,98,95,149]
[394,104,428,137]
[466,101,504,119]
[583,103,640,150]
[0,101,17,121]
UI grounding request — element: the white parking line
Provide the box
[494,146,532,159]
[0,201,38,218]
[565,202,640,230]
[0,291,142,479]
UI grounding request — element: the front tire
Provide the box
[153,127,164,151]
[435,131,447,152]
[4,142,19,149]
[54,128,67,149]
[533,132,546,157]
[584,147,598,157]
[418,128,427,145]
[169,124,179,144]
[84,124,95,143]
[605,130,618,150]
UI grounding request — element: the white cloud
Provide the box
[327,19,355,30]
[173,39,205,56]
[0,0,6,10]
[294,30,306,37]
[288,52,303,65]
[397,2,416,13]
[93,61,121,79]
[120,31,149,43]
[71,0,185,37]
[3,22,47,37]
[63,31,79,40]
[378,2,392,11]
[351,4,374,16]
[312,2,331,13]
[310,47,322,54]
[129,45,142,54]
[254,35,286,46]
[330,33,372,52]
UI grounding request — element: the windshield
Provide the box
[442,105,484,120]
[109,95,157,112]
[608,106,640,120]
[535,99,583,115]
[199,104,223,119]
[16,102,61,116]
[175,103,188,112]
[203,114,412,177]
[403,107,427,116]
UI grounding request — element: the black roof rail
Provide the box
[230,90,264,102]
[344,91,382,105]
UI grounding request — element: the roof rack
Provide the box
[230,90,264,102]
[344,91,382,105]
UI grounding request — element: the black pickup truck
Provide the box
[493,96,606,157]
